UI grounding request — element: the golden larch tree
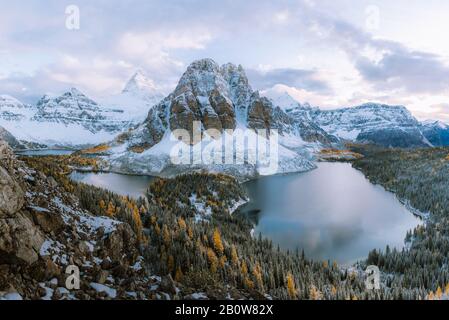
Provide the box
[212,228,224,256]
[286,273,297,299]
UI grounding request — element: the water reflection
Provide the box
[242,162,420,264]
[70,171,154,199]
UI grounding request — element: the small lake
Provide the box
[242,162,420,264]
[68,163,420,264]
[70,171,155,199]
[16,149,75,156]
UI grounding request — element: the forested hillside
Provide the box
[352,146,449,298]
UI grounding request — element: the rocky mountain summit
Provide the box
[103,59,336,179]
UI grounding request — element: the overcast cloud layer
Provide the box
[1,0,449,121]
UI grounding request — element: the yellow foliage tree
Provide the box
[132,206,143,241]
[178,217,187,231]
[436,286,443,299]
[241,260,248,275]
[99,200,106,211]
[162,225,171,246]
[331,285,337,296]
[286,273,297,299]
[244,277,254,290]
[309,285,322,300]
[252,263,264,292]
[175,266,183,282]
[106,201,115,217]
[207,248,218,273]
[212,228,224,256]
[187,226,193,240]
[219,255,227,269]
[230,245,238,266]
[154,223,161,236]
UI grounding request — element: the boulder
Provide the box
[102,223,137,262]
[160,274,177,295]
[29,208,65,234]
[0,166,24,217]
[0,211,45,265]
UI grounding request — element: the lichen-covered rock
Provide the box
[102,223,137,262]
[247,95,273,131]
[0,211,45,265]
[29,207,65,234]
[0,166,24,217]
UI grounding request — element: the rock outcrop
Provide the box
[104,59,327,179]
[0,139,147,299]
[0,141,44,265]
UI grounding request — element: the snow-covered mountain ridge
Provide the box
[0,73,164,148]
[103,59,335,179]
[263,89,448,148]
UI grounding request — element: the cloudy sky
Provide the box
[1,0,449,121]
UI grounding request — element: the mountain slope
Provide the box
[0,126,23,149]
[104,59,326,179]
[261,88,339,146]
[289,102,430,148]
[0,89,137,148]
[99,71,165,122]
[420,120,449,146]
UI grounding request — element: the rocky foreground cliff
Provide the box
[0,139,263,300]
[0,140,159,300]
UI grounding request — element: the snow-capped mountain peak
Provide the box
[122,70,160,97]
[104,58,342,180]
[0,94,28,108]
[261,86,302,112]
[422,119,449,129]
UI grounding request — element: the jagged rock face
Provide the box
[126,59,255,150]
[261,90,340,145]
[0,126,23,149]
[420,121,449,146]
[105,59,327,179]
[0,142,24,216]
[34,88,133,133]
[221,63,252,118]
[0,142,44,265]
[308,103,430,147]
[0,166,24,217]
[122,58,340,154]
[0,138,153,299]
[169,59,237,136]
[247,95,273,132]
[0,212,45,265]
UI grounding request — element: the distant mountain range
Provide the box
[0,71,163,148]
[104,59,322,179]
[263,87,449,148]
[1,58,448,177]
